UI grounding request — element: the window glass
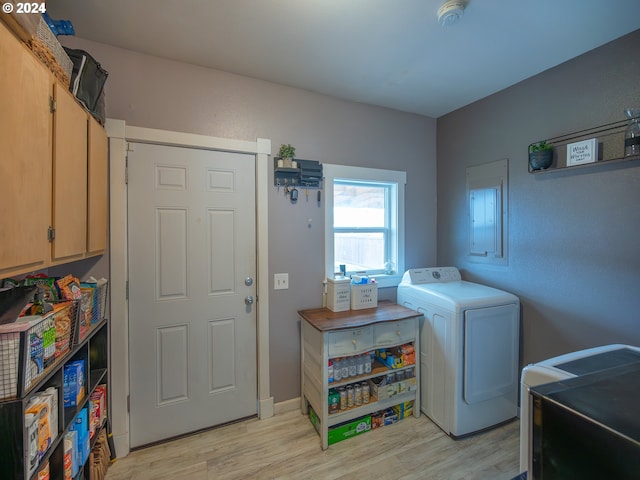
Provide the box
[324,164,406,287]
[333,181,389,273]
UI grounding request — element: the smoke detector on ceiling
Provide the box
[437,0,465,27]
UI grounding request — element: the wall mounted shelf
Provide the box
[528,119,640,174]
[274,157,323,188]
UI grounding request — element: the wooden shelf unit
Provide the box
[299,301,422,450]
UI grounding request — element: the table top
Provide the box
[298,300,422,332]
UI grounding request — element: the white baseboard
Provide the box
[113,432,130,459]
[259,396,274,419]
[274,397,301,415]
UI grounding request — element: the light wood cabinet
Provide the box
[51,83,88,262]
[0,20,108,277]
[0,20,52,276]
[87,117,108,254]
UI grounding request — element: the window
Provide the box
[324,164,406,287]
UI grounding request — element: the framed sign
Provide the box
[566,138,598,166]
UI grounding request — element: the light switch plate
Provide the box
[274,273,289,290]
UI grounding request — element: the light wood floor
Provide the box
[105,409,520,480]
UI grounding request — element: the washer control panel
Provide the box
[406,267,461,284]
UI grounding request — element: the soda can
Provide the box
[362,382,370,404]
[346,385,354,407]
[338,387,347,410]
[354,384,363,406]
[328,389,340,414]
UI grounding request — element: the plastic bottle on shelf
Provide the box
[356,355,364,376]
[340,358,349,380]
[364,352,372,374]
[333,358,342,382]
[348,357,357,377]
[328,360,334,383]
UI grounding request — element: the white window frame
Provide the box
[324,164,406,288]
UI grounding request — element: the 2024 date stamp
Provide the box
[2,2,46,14]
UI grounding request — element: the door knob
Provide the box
[245,295,254,305]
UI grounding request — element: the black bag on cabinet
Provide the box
[63,47,109,122]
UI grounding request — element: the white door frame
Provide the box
[105,119,273,458]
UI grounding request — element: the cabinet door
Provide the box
[0,22,52,274]
[51,83,87,261]
[87,117,108,254]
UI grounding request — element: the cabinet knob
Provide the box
[352,339,356,345]
[397,331,401,336]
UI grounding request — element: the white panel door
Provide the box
[127,142,257,447]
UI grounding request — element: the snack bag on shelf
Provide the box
[25,396,51,461]
[400,343,415,365]
[56,275,83,300]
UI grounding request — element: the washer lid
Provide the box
[398,279,518,307]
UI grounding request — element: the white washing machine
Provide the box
[519,343,640,474]
[397,267,520,438]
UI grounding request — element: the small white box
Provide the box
[327,277,351,312]
[350,283,378,310]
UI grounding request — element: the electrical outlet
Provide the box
[274,273,289,290]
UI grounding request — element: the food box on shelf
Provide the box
[375,344,416,369]
[308,405,372,445]
[70,408,90,466]
[368,374,417,401]
[393,401,414,419]
[328,415,371,445]
[63,360,85,407]
[383,407,399,426]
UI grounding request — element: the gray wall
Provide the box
[437,30,640,368]
[59,37,437,403]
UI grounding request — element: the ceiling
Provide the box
[46,0,640,118]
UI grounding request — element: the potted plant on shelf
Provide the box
[278,144,296,168]
[529,140,554,171]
